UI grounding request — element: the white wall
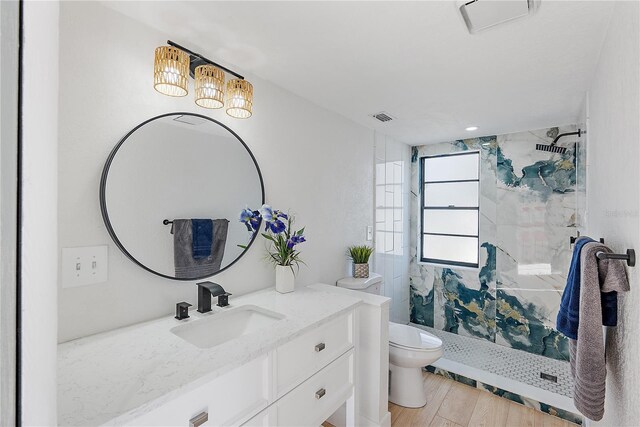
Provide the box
[58,2,374,342]
[21,1,59,425]
[585,2,640,425]
[373,134,411,323]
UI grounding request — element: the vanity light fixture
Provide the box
[154,40,254,118]
[226,79,254,119]
[465,126,479,131]
[153,46,190,97]
[194,65,225,109]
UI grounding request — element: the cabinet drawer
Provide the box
[276,313,353,397]
[121,354,270,427]
[276,350,354,427]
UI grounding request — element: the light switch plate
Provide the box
[366,226,373,241]
[62,245,108,288]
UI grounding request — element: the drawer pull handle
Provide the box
[189,411,208,427]
[315,342,326,352]
[316,388,326,400]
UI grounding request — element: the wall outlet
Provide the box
[366,225,373,241]
[62,245,108,288]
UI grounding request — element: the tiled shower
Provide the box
[408,125,584,361]
[374,125,586,423]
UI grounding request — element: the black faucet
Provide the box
[197,281,232,313]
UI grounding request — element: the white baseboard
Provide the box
[357,411,391,427]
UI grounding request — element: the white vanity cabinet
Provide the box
[59,286,392,427]
[125,354,272,426]
[122,311,355,427]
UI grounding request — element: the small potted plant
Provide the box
[348,245,374,279]
[240,205,306,293]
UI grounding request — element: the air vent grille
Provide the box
[459,0,535,34]
[372,112,394,123]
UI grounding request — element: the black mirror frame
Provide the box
[99,112,265,281]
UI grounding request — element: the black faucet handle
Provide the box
[217,293,232,308]
[175,301,192,320]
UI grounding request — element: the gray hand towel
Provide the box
[570,242,630,421]
[171,219,230,279]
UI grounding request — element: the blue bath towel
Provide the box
[601,289,619,327]
[557,237,619,340]
[557,237,593,339]
[191,219,213,259]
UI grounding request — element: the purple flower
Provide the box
[259,204,289,233]
[239,208,261,232]
[239,208,253,223]
[269,219,286,234]
[259,205,274,222]
[286,234,306,248]
[249,215,261,231]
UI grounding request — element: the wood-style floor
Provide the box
[388,372,577,427]
[324,372,578,427]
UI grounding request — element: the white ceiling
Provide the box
[101,1,614,145]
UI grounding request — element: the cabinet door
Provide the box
[277,350,354,427]
[123,354,271,426]
[276,313,353,397]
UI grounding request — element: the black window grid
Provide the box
[419,151,480,268]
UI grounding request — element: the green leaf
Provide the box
[261,233,276,242]
[347,245,374,263]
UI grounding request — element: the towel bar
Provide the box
[570,234,604,246]
[596,249,636,267]
[163,219,173,225]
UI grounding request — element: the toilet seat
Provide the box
[389,322,442,352]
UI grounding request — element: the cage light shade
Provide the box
[226,79,253,119]
[154,46,189,97]
[194,65,225,109]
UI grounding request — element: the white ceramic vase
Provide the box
[275,265,295,293]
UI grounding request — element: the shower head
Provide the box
[535,143,568,154]
[535,129,583,154]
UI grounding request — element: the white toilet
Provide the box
[336,274,443,408]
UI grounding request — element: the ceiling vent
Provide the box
[459,0,539,34]
[372,112,394,123]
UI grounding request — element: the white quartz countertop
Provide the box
[58,284,363,426]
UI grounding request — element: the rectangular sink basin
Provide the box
[170,305,285,349]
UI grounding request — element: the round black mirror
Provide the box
[100,112,264,280]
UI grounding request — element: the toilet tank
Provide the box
[336,273,383,295]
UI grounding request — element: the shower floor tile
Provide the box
[413,323,574,398]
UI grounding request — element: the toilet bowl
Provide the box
[388,322,443,407]
[336,274,444,408]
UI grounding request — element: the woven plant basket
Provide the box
[352,263,370,279]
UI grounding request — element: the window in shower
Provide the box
[420,151,480,268]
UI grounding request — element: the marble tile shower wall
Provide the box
[374,133,411,324]
[409,125,584,361]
